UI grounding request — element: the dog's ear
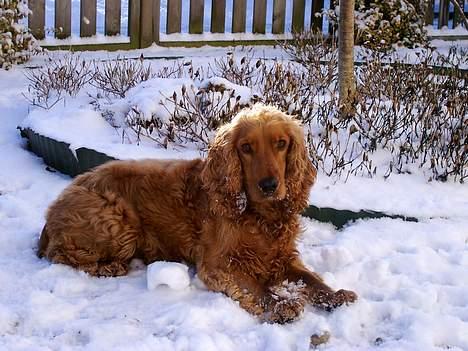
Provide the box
[284,120,317,213]
[201,124,244,218]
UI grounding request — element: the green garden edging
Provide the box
[19,127,116,177]
[303,206,418,229]
[19,127,418,228]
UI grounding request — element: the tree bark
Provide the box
[338,0,356,111]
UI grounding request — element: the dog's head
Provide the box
[201,104,316,219]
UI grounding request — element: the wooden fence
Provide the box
[28,0,468,50]
[426,0,468,29]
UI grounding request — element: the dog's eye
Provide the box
[277,140,287,149]
[241,143,252,154]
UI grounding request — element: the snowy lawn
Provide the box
[0,46,467,350]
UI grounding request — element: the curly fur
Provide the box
[38,104,356,323]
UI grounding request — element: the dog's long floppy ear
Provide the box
[284,120,317,213]
[200,124,244,218]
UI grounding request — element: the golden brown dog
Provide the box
[38,104,357,323]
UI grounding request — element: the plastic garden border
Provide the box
[19,127,418,228]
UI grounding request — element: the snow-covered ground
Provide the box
[1,45,468,350]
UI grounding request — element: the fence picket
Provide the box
[140,0,154,46]
[55,0,71,39]
[190,0,204,34]
[232,0,247,32]
[167,0,182,34]
[211,0,226,33]
[153,0,161,43]
[105,0,121,35]
[80,0,97,37]
[292,0,305,32]
[129,0,141,47]
[272,0,286,34]
[29,0,45,39]
[253,0,267,33]
[438,0,450,28]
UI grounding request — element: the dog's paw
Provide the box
[333,289,358,306]
[97,261,129,277]
[262,281,307,323]
[263,297,305,324]
[311,289,357,311]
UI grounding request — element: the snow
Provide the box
[147,262,191,291]
[199,77,256,105]
[38,34,131,46]
[159,32,293,43]
[427,25,468,37]
[125,77,196,122]
[1,44,468,350]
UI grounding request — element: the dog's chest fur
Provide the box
[199,214,299,283]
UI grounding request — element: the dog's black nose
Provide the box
[258,177,278,195]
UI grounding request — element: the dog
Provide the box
[38,104,357,323]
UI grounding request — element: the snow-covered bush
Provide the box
[23,49,467,183]
[125,77,256,148]
[0,0,37,69]
[279,37,466,182]
[323,0,428,51]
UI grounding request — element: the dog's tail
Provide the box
[37,225,49,258]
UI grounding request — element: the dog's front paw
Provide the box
[262,281,307,323]
[311,289,358,311]
[263,296,305,324]
[333,289,357,306]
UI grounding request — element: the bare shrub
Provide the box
[277,37,466,182]
[211,50,264,87]
[92,57,153,97]
[24,54,93,109]
[351,49,467,182]
[279,30,337,70]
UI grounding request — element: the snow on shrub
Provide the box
[0,0,38,69]
[23,49,467,183]
[118,76,257,148]
[323,0,428,51]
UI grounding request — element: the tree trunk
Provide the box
[338,0,356,112]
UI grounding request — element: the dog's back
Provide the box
[38,158,206,276]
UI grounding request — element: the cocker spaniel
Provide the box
[38,104,357,323]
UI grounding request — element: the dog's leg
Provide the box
[197,266,265,316]
[42,187,140,277]
[285,259,357,311]
[46,247,129,277]
[197,264,305,323]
